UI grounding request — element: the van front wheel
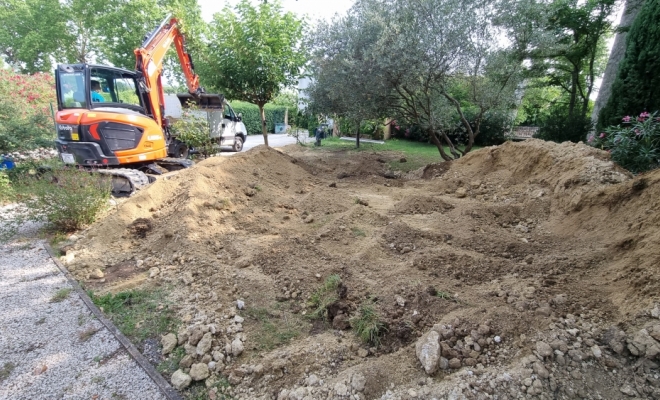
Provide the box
[232,136,244,152]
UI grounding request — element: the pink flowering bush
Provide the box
[589,111,660,173]
[0,70,56,153]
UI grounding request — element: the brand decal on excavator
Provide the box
[147,135,162,141]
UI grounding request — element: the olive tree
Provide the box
[308,0,521,160]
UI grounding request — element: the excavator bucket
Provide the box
[176,93,224,109]
[175,93,226,139]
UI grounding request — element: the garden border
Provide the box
[43,243,183,400]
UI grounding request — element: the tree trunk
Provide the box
[428,129,453,161]
[259,104,269,147]
[355,120,361,148]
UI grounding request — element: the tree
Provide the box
[598,0,660,130]
[308,0,521,159]
[201,0,307,147]
[0,0,69,73]
[307,3,390,147]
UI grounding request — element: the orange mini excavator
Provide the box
[53,14,223,194]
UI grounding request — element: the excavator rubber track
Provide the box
[156,157,194,170]
[95,168,154,195]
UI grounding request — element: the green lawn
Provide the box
[311,137,481,172]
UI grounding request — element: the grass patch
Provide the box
[351,227,366,237]
[314,137,481,172]
[184,377,231,400]
[0,362,15,383]
[50,288,72,303]
[245,306,303,351]
[307,274,341,320]
[350,300,387,346]
[157,346,185,375]
[89,288,179,345]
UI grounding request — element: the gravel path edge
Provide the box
[43,243,184,400]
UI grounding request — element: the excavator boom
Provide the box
[134,14,203,129]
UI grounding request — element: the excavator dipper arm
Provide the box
[134,14,203,129]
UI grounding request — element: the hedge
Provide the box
[229,101,296,135]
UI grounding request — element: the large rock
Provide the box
[196,332,213,356]
[351,373,366,392]
[415,330,441,374]
[231,337,244,357]
[171,369,192,390]
[161,333,177,355]
[189,363,210,381]
[536,341,553,358]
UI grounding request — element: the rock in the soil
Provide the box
[306,374,319,386]
[533,362,549,379]
[179,355,193,368]
[357,348,369,358]
[189,363,210,381]
[591,345,603,359]
[334,382,349,397]
[351,373,367,392]
[449,358,462,369]
[188,328,204,346]
[171,369,192,390]
[149,267,160,278]
[416,330,441,375]
[536,341,553,358]
[231,337,244,357]
[455,188,467,198]
[212,351,225,362]
[64,252,75,265]
[161,333,177,355]
[332,313,350,330]
[395,295,406,307]
[620,385,638,397]
[236,300,245,310]
[90,268,104,279]
[196,332,213,356]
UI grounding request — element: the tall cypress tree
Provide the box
[597,0,660,130]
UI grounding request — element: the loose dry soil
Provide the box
[61,139,660,399]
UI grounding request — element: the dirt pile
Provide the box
[60,140,660,399]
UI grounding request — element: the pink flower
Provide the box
[635,129,642,136]
[640,112,650,118]
[599,132,605,138]
[622,116,631,122]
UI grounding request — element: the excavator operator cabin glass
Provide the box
[59,72,86,108]
[90,68,142,109]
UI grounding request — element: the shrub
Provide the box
[170,104,217,157]
[1,166,111,240]
[535,108,593,143]
[0,70,56,153]
[350,300,387,346]
[589,111,660,173]
[229,101,289,134]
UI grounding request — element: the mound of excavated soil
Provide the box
[62,140,660,399]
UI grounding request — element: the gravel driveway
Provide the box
[0,239,167,400]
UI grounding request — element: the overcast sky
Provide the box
[196,0,355,23]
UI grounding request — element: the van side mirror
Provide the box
[237,113,242,122]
